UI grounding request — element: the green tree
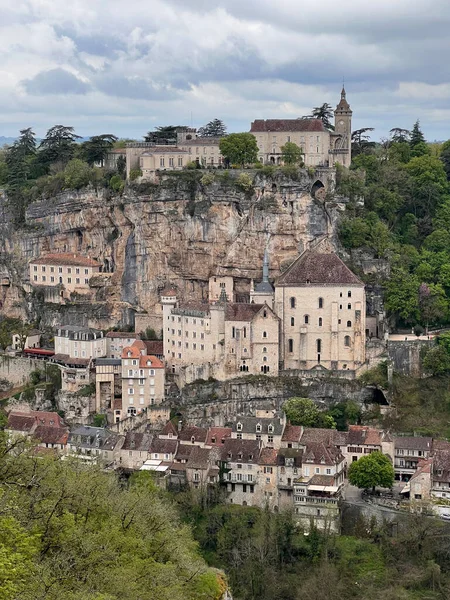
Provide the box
[109,174,124,192]
[410,119,425,148]
[198,119,227,137]
[422,344,450,375]
[384,268,420,324]
[64,159,92,189]
[0,516,38,600]
[351,128,375,156]
[283,397,336,429]
[419,283,448,328]
[281,141,303,165]
[389,128,410,143]
[144,125,181,144]
[81,134,118,166]
[309,103,334,130]
[116,155,126,178]
[39,125,81,170]
[347,451,394,492]
[440,139,450,181]
[219,133,258,168]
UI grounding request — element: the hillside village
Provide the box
[1,87,450,536]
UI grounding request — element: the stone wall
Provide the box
[387,339,432,377]
[0,355,45,386]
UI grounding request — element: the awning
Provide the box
[308,485,339,492]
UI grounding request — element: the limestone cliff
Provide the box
[0,168,348,330]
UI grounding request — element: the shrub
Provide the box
[200,172,215,186]
[64,159,92,190]
[235,172,254,193]
[109,174,124,193]
[129,168,142,181]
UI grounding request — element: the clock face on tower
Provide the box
[339,120,345,126]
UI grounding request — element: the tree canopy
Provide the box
[281,141,303,165]
[219,133,258,167]
[347,451,394,491]
[198,119,227,138]
[283,397,336,429]
[309,103,334,130]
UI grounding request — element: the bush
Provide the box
[109,174,124,193]
[76,382,96,397]
[29,370,43,386]
[235,172,254,193]
[129,168,142,181]
[200,172,215,186]
[64,159,92,190]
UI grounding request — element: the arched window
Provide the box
[318,297,324,309]
[291,317,295,326]
[263,356,267,362]
[263,310,267,318]
[316,339,322,353]
[288,339,294,353]
[348,303,352,310]
[347,320,352,327]
[344,336,351,347]
[263,331,267,338]
[318,317,323,326]
[290,297,296,309]
[304,315,309,324]
[263,347,267,353]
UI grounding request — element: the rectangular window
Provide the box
[59,267,63,273]
[201,344,204,351]
[160,157,165,167]
[42,266,46,272]
[34,265,37,272]
[50,276,54,282]
[169,157,174,167]
[84,279,89,284]
[76,268,80,274]
[34,275,37,281]
[76,278,80,284]
[68,268,71,274]
[268,435,274,443]
[348,303,352,309]
[85,269,89,275]
[178,157,183,167]
[67,277,71,283]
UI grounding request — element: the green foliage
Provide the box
[281,141,303,165]
[129,168,142,181]
[76,382,96,397]
[109,174,124,193]
[235,172,254,193]
[283,397,336,428]
[200,172,215,186]
[219,133,258,167]
[328,400,361,431]
[358,361,389,388]
[309,103,334,130]
[39,125,81,169]
[347,451,394,491]
[197,119,227,138]
[64,159,92,189]
[0,437,224,600]
[92,413,107,427]
[80,134,118,166]
[29,369,44,386]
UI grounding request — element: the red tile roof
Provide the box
[7,413,36,432]
[178,426,208,444]
[277,251,363,287]
[259,447,278,465]
[29,253,100,267]
[221,438,261,462]
[250,118,325,133]
[121,340,164,368]
[150,438,178,455]
[33,426,69,445]
[347,426,382,446]
[282,424,303,443]
[160,421,178,437]
[206,427,232,446]
[303,442,343,466]
[225,303,275,322]
[144,341,164,356]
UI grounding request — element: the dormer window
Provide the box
[237,422,243,431]
[227,452,232,459]
[168,433,172,438]
[191,436,195,444]
[211,437,216,444]
[147,360,151,366]
[249,454,253,460]
[238,452,243,460]
[268,424,274,433]
[127,351,132,357]
[256,423,262,433]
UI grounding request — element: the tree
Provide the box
[347,451,394,492]
[419,283,448,329]
[389,128,410,143]
[283,397,336,429]
[219,133,258,167]
[144,125,181,144]
[63,159,92,190]
[351,128,375,156]
[422,344,450,375]
[80,134,118,166]
[39,125,81,169]
[281,141,303,165]
[310,103,334,130]
[116,155,126,178]
[198,119,227,138]
[410,120,425,148]
[384,268,420,324]
[440,139,450,181]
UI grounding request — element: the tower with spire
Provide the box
[250,245,274,308]
[330,86,352,168]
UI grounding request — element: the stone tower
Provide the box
[331,86,352,167]
[250,246,274,309]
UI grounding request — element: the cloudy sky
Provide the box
[1,0,450,141]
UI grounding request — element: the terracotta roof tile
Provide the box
[7,413,36,432]
[250,119,326,133]
[225,303,275,322]
[347,426,382,446]
[160,421,178,437]
[51,354,91,367]
[308,474,336,487]
[122,432,153,451]
[144,341,164,356]
[303,442,343,466]
[221,438,261,462]
[277,251,362,287]
[33,425,69,445]
[150,438,178,455]
[29,253,100,267]
[178,426,208,444]
[282,424,303,443]
[259,447,278,465]
[206,427,232,446]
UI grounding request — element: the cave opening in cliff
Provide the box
[311,180,325,199]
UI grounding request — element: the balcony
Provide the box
[294,496,338,506]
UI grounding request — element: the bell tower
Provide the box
[333,86,352,167]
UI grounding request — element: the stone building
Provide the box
[275,251,366,372]
[54,326,107,360]
[249,87,352,168]
[95,358,122,417]
[394,436,433,482]
[139,146,188,179]
[106,332,141,359]
[29,253,101,296]
[120,340,165,418]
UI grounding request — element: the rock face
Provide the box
[0,168,347,330]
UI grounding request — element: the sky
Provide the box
[1,0,450,141]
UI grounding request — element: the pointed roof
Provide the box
[336,86,351,112]
[254,246,274,294]
[276,251,362,287]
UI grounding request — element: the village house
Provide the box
[67,426,122,464]
[54,326,107,359]
[205,427,232,447]
[430,441,450,501]
[343,425,394,466]
[231,415,284,448]
[178,425,208,447]
[106,331,140,359]
[11,329,41,351]
[54,355,93,394]
[118,431,153,470]
[258,447,279,508]
[277,448,303,509]
[405,459,432,502]
[222,438,261,506]
[120,340,165,419]
[394,436,433,482]
[6,409,67,441]
[29,253,101,299]
[95,358,122,417]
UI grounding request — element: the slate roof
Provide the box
[250,118,325,133]
[51,354,90,367]
[182,137,222,146]
[221,438,261,463]
[432,448,450,482]
[141,146,188,154]
[105,332,140,339]
[206,427,232,446]
[122,432,153,452]
[277,251,363,287]
[394,436,432,452]
[178,426,208,444]
[175,444,196,461]
[174,302,210,315]
[68,426,120,450]
[347,426,382,446]
[30,253,100,267]
[277,448,303,467]
[186,446,215,469]
[232,416,284,435]
[308,474,337,487]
